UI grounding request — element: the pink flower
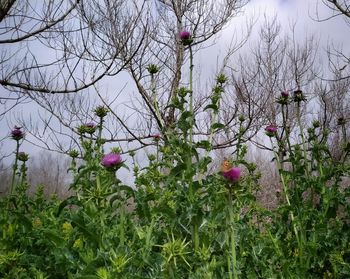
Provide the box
[11,126,24,140]
[265,125,277,133]
[85,122,95,128]
[179,31,191,40]
[179,31,193,46]
[101,153,122,168]
[265,125,277,137]
[281,91,289,98]
[222,167,241,183]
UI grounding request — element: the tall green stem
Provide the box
[189,46,194,145]
[296,102,309,176]
[10,140,20,195]
[227,189,238,279]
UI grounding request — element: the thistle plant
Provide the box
[9,126,24,195]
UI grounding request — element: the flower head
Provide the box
[11,126,24,141]
[101,153,122,168]
[265,125,277,137]
[147,64,159,74]
[222,167,241,183]
[281,91,289,98]
[276,91,289,105]
[69,149,79,158]
[337,117,346,126]
[77,122,97,134]
[293,89,306,102]
[179,31,191,40]
[179,30,193,46]
[94,106,109,118]
[17,152,29,162]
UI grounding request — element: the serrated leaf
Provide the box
[204,104,218,111]
[43,229,65,246]
[211,123,225,130]
[196,140,212,151]
[56,196,82,217]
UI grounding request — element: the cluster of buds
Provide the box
[11,126,24,141]
[179,30,193,46]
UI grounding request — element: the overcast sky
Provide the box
[1,0,349,168]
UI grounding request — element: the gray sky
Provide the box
[1,0,349,167]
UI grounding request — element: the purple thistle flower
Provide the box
[179,30,193,46]
[179,31,191,40]
[85,122,96,128]
[281,91,289,98]
[101,153,122,168]
[11,126,24,140]
[222,167,241,183]
[265,125,277,137]
[82,122,97,134]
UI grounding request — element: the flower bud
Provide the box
[337,117,346,126]
[94,106,109,118]
[17,152,29,162]
[147,64,159,74]
[216,74,228,85]
[69,149,79,158]
[84,122,97,134]
[312,120,320,128]
[293,89,306,102]
[238,115,245,122]
[77,123,97,135]
[276,91,289,105]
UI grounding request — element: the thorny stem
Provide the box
[227,189,238,279]
[189,45,194,146]
[187,45,199,252]
[151,73,164,131]
[296,102,309,176]
[10,140,20,195]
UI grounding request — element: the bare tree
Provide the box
[229,17,319,152]
[322,0,350,21]
[5,0,252,154]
